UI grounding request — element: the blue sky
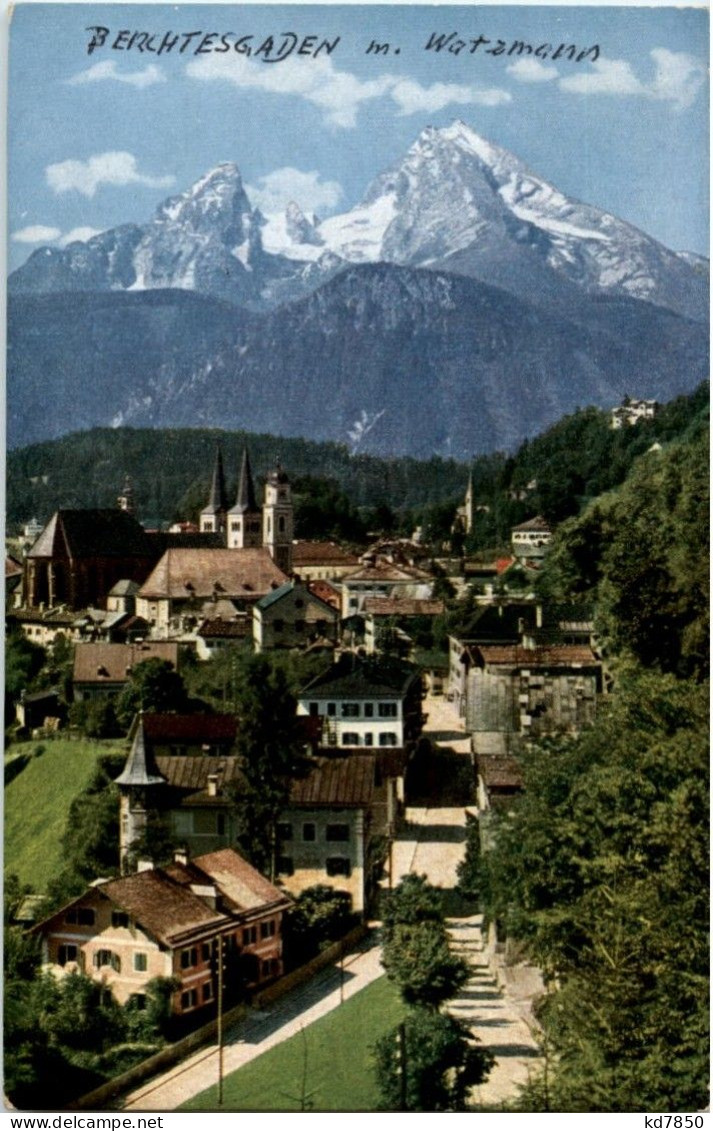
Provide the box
[8,4,709,270]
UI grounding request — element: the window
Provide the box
[112,911,129,929]
[303,822,316,842]
[273,619,284,632]
[194,811,218,835]
[327,702,336,717]
[181,989,198,1011]
[309,702,319,716]
[65,909,78,925]
[94,950,120,972]
[364,733,374,747]
[134,952,147,972]
[326,857,351,877]
[242,926,258,946]
[379,733,397,746]
[262,959,272,977]
[364,703,374,718]
[277,822,293,841]
[129,994,146,1011]
[202,943,211,962]
[58,944,77,967]
[341,702,360,717]
[278,517,286,533]
[277,856,294,877]
[217,813,226,837]
[203,982,214,1002]
[295,598,304,609]
[78,908,95,926]
[231,521,240,532]
[181,947,198,969]
[378,703,397,718]
[326,824,349,842]
[295,620,305,632]
[342,733,360,746]
[260,920,276,939]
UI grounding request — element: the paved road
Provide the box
[124,694,540,1111]
[123,938,384,1111]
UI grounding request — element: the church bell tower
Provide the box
[262,461,293,574]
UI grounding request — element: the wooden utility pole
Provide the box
[217,934,224,1106]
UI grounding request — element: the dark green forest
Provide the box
[7,384,708,552]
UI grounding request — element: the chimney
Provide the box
[207,773,219,798]
[136,858,153,873]
[174,847,189,867]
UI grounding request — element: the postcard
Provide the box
[4,2,709,1119]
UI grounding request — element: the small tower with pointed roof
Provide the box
[117,474,135,516]
[227,447,262,550]
[115,716,166,872]
[200,446,228,537]
[263,460,293,574]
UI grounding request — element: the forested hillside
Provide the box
[6,384,708,544]
[475,410,709,1112]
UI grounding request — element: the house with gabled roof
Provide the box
[32,849,292,1015]
[253,580,338,653]
[292,541,360,581]
[511,515,553,560]
[297,653,424,751]
[135,547,287,634]
[72,641,180,700]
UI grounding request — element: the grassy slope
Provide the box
[181,975,406,1112]
[4,739,123,889]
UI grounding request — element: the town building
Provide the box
[292,541,360,581]
[253,580,339,652]
[297,654,424,750]
[32,848,291,1014]
[363,596,445,656]
[135,548,287,635]
[72,641,179,701]
[610,397,658,429]
[338,559,432,617]
[278,749,406,912]
[510,516,553,560]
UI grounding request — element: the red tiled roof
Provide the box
[198,619,250,639]
[142,714,238,744]
[73,642,179,684]
[307,580,341,608]
[193,850,291,913]
[99,870,229,946]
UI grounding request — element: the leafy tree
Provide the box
[382,873,444,938]
[285,885,354,965]
[32,970,126,1053]
[228,654,305,876]
[373,1008,494,1111]
[480,670,709,1112]
[456,813,481,902]
[5,632,46,717]
[382,920,470,1008]
[115,657,189,729]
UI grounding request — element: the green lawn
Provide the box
[181,974,406,1112]
[4,738,123,890]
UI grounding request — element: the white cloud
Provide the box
[507,58,559,84]
[68,60,166,89]
[186,54,392,128]
[187,55,510,128]
[46,152,175,198]
[58,227,104,246]
[559,49,705,111]
[390,79,511,114]
[247,167,343,217]
[12,224,61,244]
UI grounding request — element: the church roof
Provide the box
[27,509,155,560]
[228,448,259,515]
[201,447,228,515]
[138,548,287,600]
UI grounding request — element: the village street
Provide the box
[123,694,540,1112]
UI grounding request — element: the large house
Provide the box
[510,516,553,560]
[253,580,338,652]
[292,541,360,582]
[277,750,405,913]
[72,641,180,701]
[338,559,432,617]
[135,548,287,634]
[297,654,425,750]
[32,849,292,1014]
